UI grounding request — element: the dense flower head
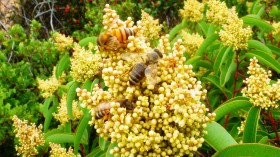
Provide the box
[49,143,80,157]
[75,4,215,156]
[180,0,204,22]
[138,10,162,42]
[182,32,204,56]
[13,115,45,157]
[70,43,102,82]
[53,94,83,125]
[37,67,66,98]
[157,34,171,54]
[206,0,231,25]
[242,57,280,109]
[53,32,74,53]
[218,8,252,50]
[272,21,280,37]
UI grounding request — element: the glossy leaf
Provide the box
[42,95,54,117]
[55,54,70,79]
[82,80,93,91]
[267,44,280,56]
[74,112,91,154]
[213,143,280,157]
[243,106,261,143]
[67,81,81,120]
[45,133,75,144]
[245,51,280,73]
[220,51,236,87]
[242,15,274,32]
[213,46,231,75]
[43,103,58,132]
[204,122,237,151]
[87,147,105,157]
[248,40,272,56]
[185,56,201,65]
[169,18,187,41]
[99,136,110,151]
[106,142,117,157]
[196,33,219,56]
[214,97,252,121]
[79,36,97,47]
[204,75,231,97]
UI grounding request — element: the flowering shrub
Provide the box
[7,0,280,157]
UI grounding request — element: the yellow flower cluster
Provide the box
[75,4,215,156]
[37,67,66,98]
[180,0,204,22]
[242,57,280,109]
[137,10,162,42]
[237,120,246,135]
[272,21,280,37]
[49,143,80,157]
[182,31,204,57]
[219,9,252,50]
[53,94,83,125]
[70,43,102,82]
[102,4,134,31]
[157,34,171,54]
[206,0,231,25]
[53,32,74,53]
[12,115,45,157]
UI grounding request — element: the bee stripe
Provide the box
[128,28,134,36]
[114,29,123,42]
[120,29,127,42]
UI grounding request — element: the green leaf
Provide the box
[42,95,54,117]
[106,142,117,157]
[74,113,91,154]
[204,122,237,151]
[67,81,81,120]
[258,136,269,144]
[242,15,274,32]
[243,106,261,143]
[214,46,232,75]
[185,56,201,66]
[87,147,106,157]
[196,33,219,56]
[245,51,280,73]
[267,44,280,56]
[248,40,272,56]
[43,102,58,132]
[213,143,280,157]
[220,51,236,87]
[44,127,64,139]
[214,97,253,121]
[82,80,93,91]
[197,20,207,35]
[169,18,187,41]
[79,36,97,47]
[55,54,70,79]
[204,75,231,97]
[230,121,241,139]
[45,133,75,144]
[250,0,261,14]
[206,24,216,37]
[99,136,110,151]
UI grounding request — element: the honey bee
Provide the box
[122,48,163,86]
[95,100,133,119]
[97,28,135,51]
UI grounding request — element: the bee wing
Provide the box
[106,36,120,50]
[145,64,157,86]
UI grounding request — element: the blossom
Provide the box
[70,43,102,82]
[53,32,74,53]
[37,67,66,98]
[218,8,252,50]
[181,32,204,56]
[13,116,45,157]
[242,57,280,109]
[49,143,80,157]
[206,0,230,25]
[53,94,83,125]
[180,0,204,22]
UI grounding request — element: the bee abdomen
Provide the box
[112,28,134,43]
[129,63,146,85]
